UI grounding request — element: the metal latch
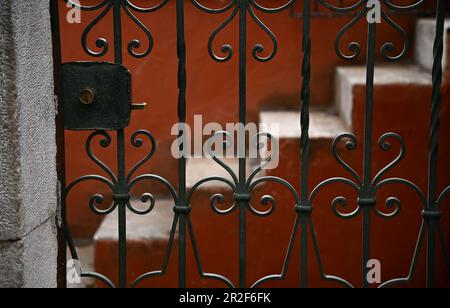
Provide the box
[61,62,145,131]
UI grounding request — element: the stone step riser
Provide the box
[414,19,450,73]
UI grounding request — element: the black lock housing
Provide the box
[62,62,132,131]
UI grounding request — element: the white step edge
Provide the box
[259,109,348,140]
[335,65,432,128]
[186,158,260,190]
[94,199,175,241]
[415,18,450,72]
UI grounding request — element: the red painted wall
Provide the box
[58,0,449,288]
[59,0,427,236]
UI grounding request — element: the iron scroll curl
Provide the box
[191,0,296,63]
[64,0,170,58]
[61,0,450,288]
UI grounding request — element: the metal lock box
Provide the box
[62,62,132,131]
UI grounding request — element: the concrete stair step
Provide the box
[91,18,450,288]
[335,65,432,129]
[93,157,267,287]
[258,109,348,183]
[94,201,175,243]
[259,109,347,141]
[93,199,177,287]
[93,170,270,288]
[414,18,450,72]
[186,157,261,191]
[181,109,348,190]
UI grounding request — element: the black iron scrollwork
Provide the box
[62,0,174,288]
[188,0,301,288]
[64,129,177,287]
[61,0,449,289]
[310,0,449,288]
[191,0,295,62]
[64,0,169,58]
[318,0,426,61]
[309,132,419,221]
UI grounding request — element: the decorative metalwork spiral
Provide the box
[307,0,450,289]
[191,0,296,62]
[64,0,169,58]
[61,0,450,288]
[187,130,300,221]
[188,131,238,216]
[319,0,426,61]
[64,129,176,288]
[308,131,427,220]
[378,0,450,288]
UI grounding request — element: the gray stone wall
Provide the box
[0,0,58,288]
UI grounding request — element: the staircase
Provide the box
[71,18,450,288]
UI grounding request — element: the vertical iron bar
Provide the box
[363,25,376,190]
[112,0,127,289]
[50,0,67,288]
[112,0,123,69]
[300,0,312,289]
[362,204,371,288]
[362,22,377,289]
[238,0,248,289]
[176,0,188,288]
[117,128,127,289]
[426,0,447,289]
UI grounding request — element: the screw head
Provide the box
[79,88,96,105]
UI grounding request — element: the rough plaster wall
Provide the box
[0,240,23,288]
[0,0,57,288]
[0,0,22,241]
[0,220,57,288]
[22,220,57,288]
[13,0,57,236]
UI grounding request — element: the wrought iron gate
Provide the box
[53,0,450,288]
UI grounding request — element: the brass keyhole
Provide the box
[79,88,96,105]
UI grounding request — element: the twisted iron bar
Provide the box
[188,1,302,288]
[315,0,449,288]
[298,0,315,288]
[387,0,450,288]
[379,0,450,288]
[61,0,450,288]
[132,0,239,288]
[296,0,444,288]
[62,0,177,287]
[424,0,449,288]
